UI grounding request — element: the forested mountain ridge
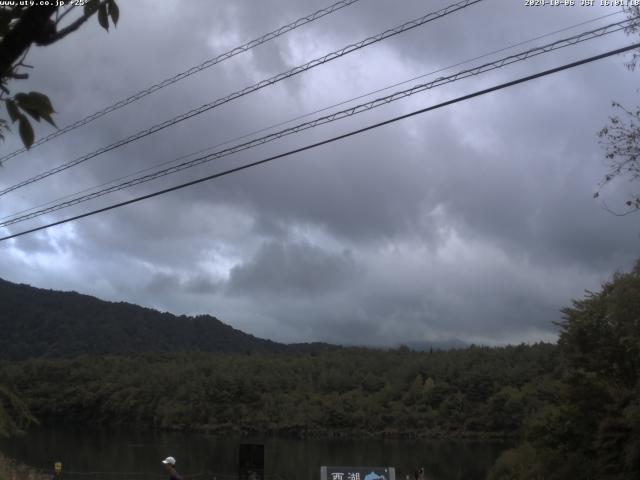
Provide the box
[0,277,336,359]
[0,278,559,440]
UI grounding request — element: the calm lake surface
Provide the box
[1,429,509,480]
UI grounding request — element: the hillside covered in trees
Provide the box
[0,278,339,359]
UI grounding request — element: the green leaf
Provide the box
[5,99,19,123]
[15,102,41,122]
[18,115,34,149]
[108,0,119,26]
[14,93,37,112]
[14,93,28,105]
[14,92,55,123]
[84,0,99,17]
[98,3,109,31]
[26,92,55,115]
[23,108,41,122]
[40,111,57,128]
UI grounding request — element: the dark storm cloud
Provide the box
[184,274,221,295]
[144,271,183,295]
[145,270,221,295]
[406,62,640,271]
[1,0,639,346]
[204,124,442,244]
[227,239,359,297]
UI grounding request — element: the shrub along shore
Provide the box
[0,452,47,480]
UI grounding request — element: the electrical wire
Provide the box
[0,0,362,164]
[2,42,638,243]
[0,9,624,223]
[0,17,634,228]
[0,0,484,198]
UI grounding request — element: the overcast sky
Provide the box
[1,0,639,346]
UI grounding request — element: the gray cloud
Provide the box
[0,0,638,346]
[227,239,359,297]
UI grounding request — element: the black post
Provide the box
[238,444,264,480]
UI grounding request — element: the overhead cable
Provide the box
[0,0,362,164]
[0,9,623,224]
[0,0,483,198]
[0,17,633,228]
[1,42,638,243]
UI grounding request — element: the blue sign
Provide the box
[320,466,396,480]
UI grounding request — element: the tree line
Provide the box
[0,343,558,438]
[488,260,640,479]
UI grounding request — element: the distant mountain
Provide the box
[0,278,338,360]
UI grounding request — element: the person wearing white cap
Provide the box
[162,457,182,480]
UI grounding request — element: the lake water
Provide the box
[0,429,509,480]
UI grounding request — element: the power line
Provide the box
[1,17,631,226]
[0,10,624,224]
[0,0,362,164]
[2,42,638,243]
[1,17,633,228]
[0,0,484,198]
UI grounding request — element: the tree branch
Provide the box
[55,5,77,26]
[0,6,56,77]
[41,0,108,45]
[599,198,639,216]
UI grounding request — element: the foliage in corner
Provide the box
[0,0,119,150]
[487,259,640,479]
[596,102,640,214]
[595,5,640,214]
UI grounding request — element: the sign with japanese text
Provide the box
[320,466,396,480]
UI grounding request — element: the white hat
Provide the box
[162,457,176,466]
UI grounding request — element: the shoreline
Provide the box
[14,424,519,442]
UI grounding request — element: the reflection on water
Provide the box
[0,429,509,480]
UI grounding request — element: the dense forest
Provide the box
[0,278,339,359]
[0,344,557,437]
